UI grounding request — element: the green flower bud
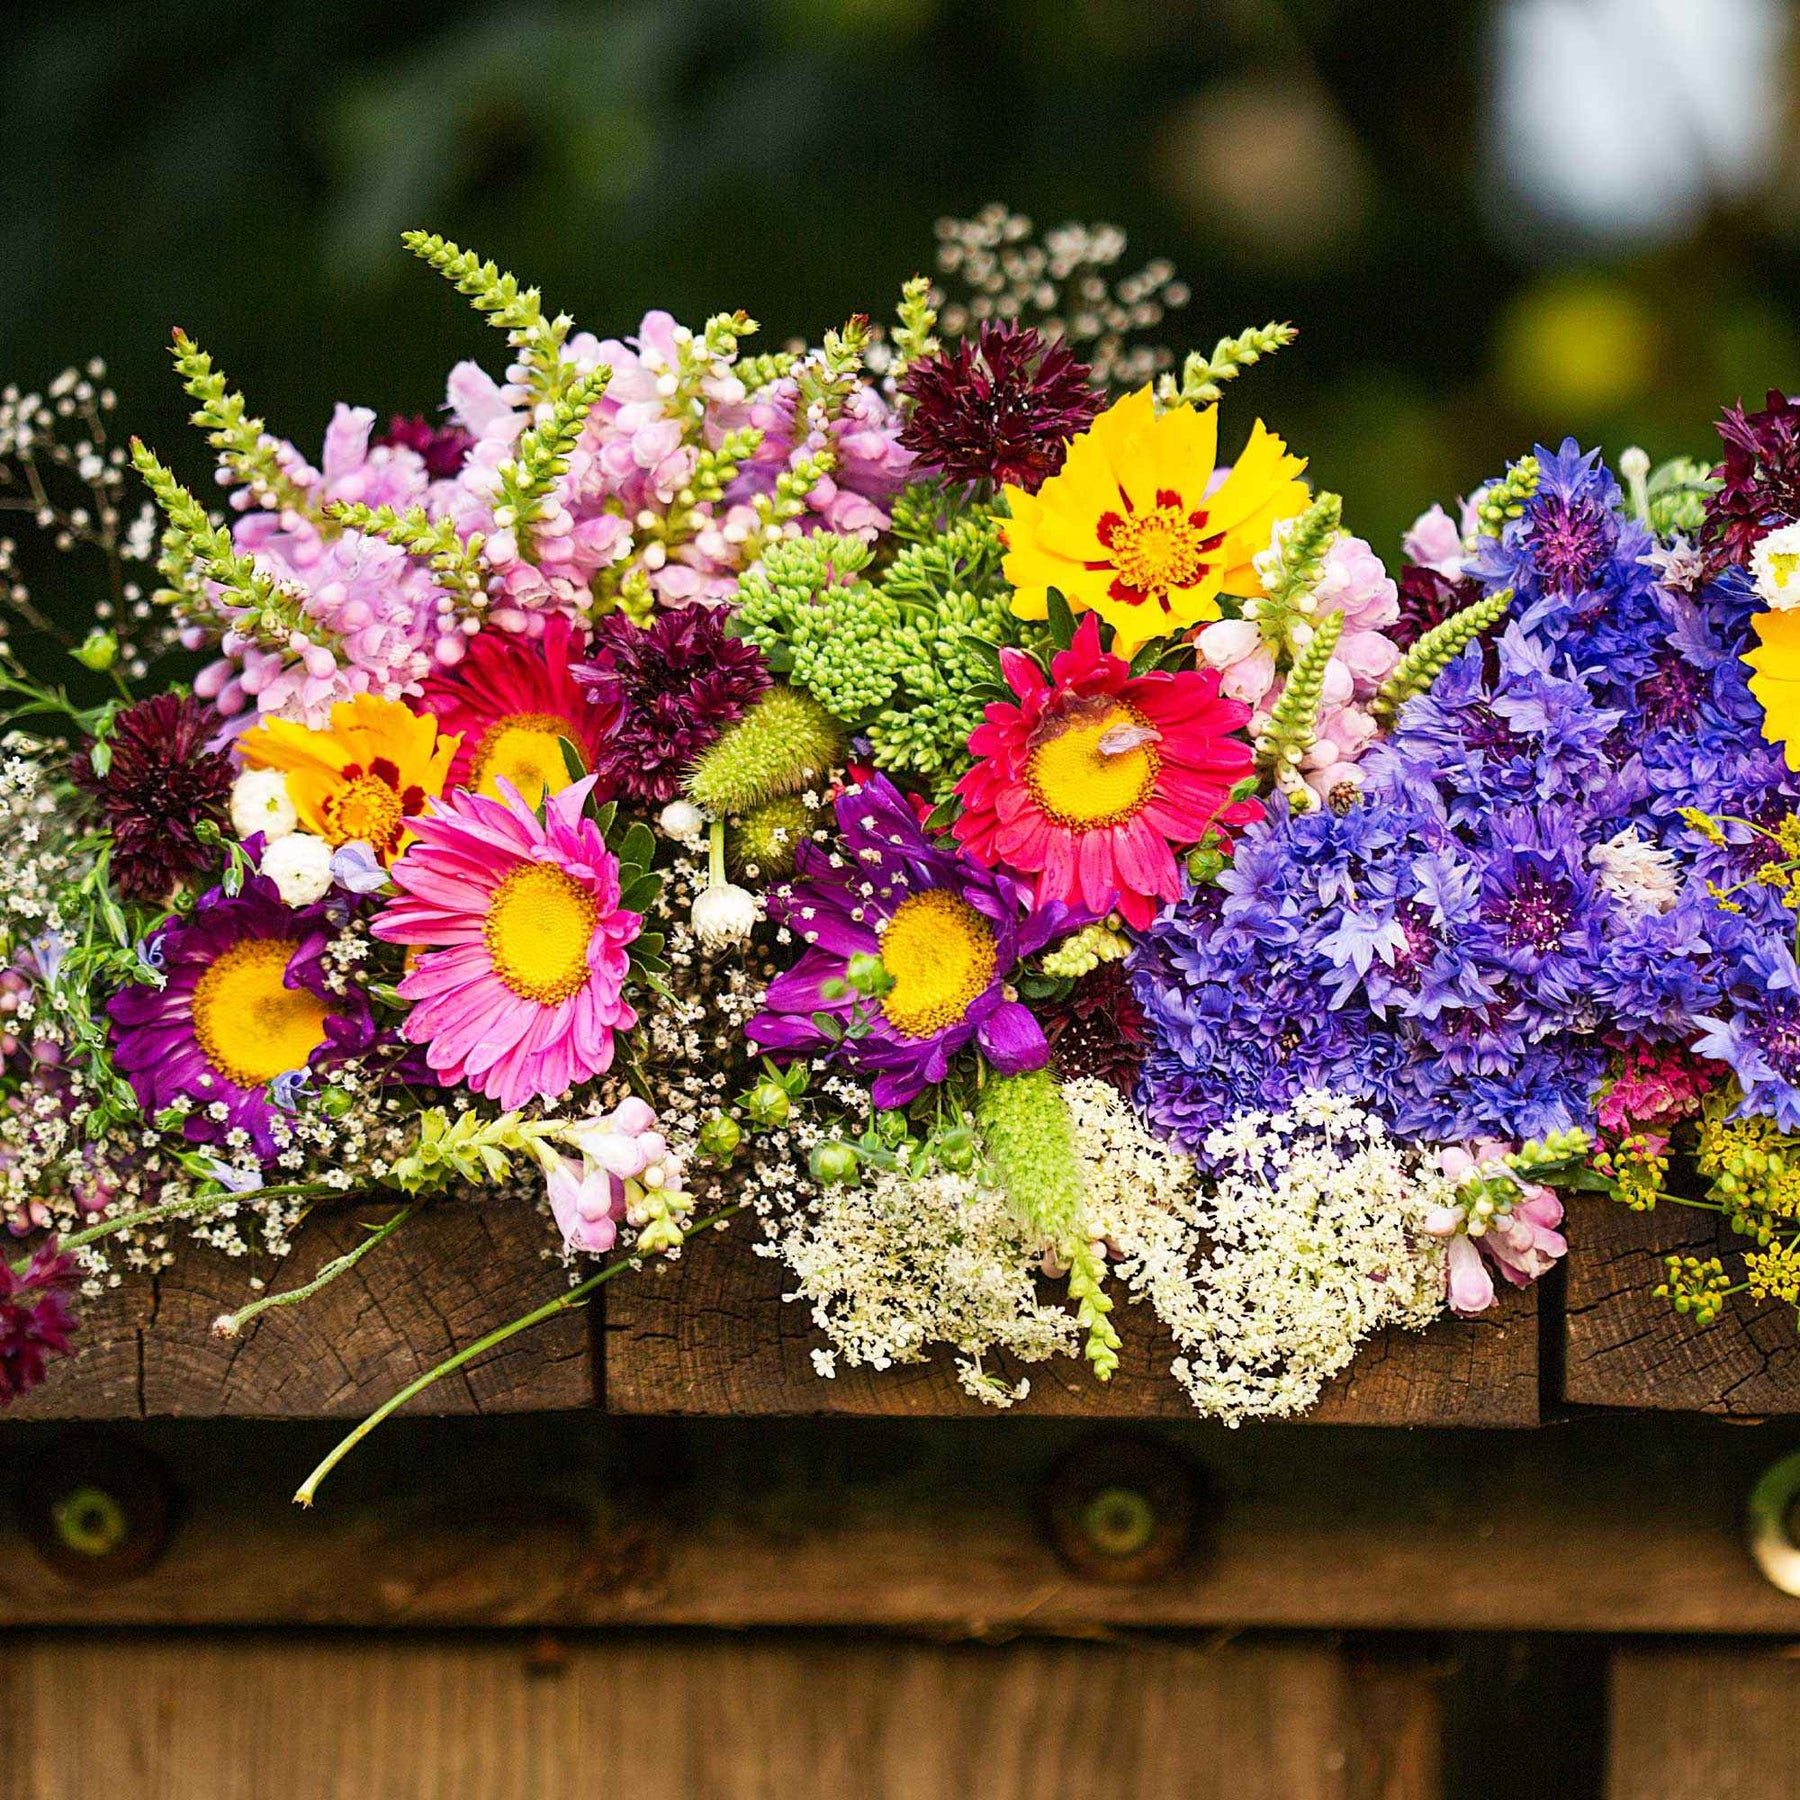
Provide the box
[845,952,892,997]
[699,1114,742,1160]
[810,1141,860,1185]
[745,1078,791,1127]
[72,629,118,672]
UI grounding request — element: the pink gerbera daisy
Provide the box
[372,777,641,1108]
[953,613,1261,930]
[417,617,620,805]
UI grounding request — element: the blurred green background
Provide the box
[4,0,1798,556]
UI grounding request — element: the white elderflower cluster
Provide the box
[778,1166,1080,1408]
[1159,1091,1449,1424]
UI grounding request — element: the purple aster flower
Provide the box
[1,1238,79,1406]
[747,775,1079,1107]
[106,875,376,1159]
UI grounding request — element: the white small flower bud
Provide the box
[691,882,759,949]
[231,769,297,842]
[260,833,335,907]
[658,799,706,846]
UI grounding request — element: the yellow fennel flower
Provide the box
[239,694,459,864]
[1001,386,1308,658]
[1744,608,1800,771]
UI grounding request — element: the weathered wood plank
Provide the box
[11,1199,593,1421]
[1608,1648,1800,1799]
[603,1219,1539,1425]
[0,1632,1426,1800]
[3,1413,1796,1633]
[1561,1195,1800,1415]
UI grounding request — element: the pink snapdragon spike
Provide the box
[195,406,451,725]
[545,1097,689,1257]
[1196,531,1404,804]
[1402,503,1467,577]
[1426,1141,1568,1317]
[544,1153,623,1256]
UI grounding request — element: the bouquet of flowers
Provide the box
[3,205,1794,1488]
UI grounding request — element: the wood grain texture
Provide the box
[4,1413,1798,1634]
[603,1219,1539,1425]
[1608,1648,1800,1800]
[1561,1195,1800,1415]
[11,1199,592,1421]
[0,1632,1427,1800]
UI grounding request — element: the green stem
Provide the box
[293,1203,745,1508]
[59,1179,358,1254]
[708,816,727,887]
[214,1205,417,1337]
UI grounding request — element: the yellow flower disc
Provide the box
[325,773,408,850]
[1026,701,1160,830]
[879,890,998,1040]
[468,711,582,803]
[191,938,330,1090]
[484,864,598,1004]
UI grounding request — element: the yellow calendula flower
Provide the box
[1001,386,1309,658]
[238,694,459,864]
[1744,608,1800,771]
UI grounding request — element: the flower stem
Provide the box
[213,1205,417,1337]
[292,1203,744,1508]
[59,1179,361,1254]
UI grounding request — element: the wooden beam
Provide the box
[1560,1195,1800,1415]
[602,1218,1540,1425]
[10,1201,593,1421]
[0,1633,1435,1800]
[1608,1649,1800,1799]
[4,1414,1800,1633]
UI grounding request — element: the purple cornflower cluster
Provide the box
[1136,438,1800,1156]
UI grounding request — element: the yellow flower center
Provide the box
[1104,500,1212,599]
[878,890,998,1040]
[483,862,598,1005]
[326,774,406,852]
[1773,551,1800,589]
[1026,700,1161,830]
[190,937,331,1091]
[469,712,582,803]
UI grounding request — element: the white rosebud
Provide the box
[231,768,297,841]
[658,799,706,846]
[691,882,759,949]
[1752,522,1800,612]
[260,833,335,907]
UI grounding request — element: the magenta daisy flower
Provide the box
[372,777,642,1108]
[106,877,377,1158]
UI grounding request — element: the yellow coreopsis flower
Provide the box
[1001,386,1309,658]
[1745,608,1800,771]
[238,694,460,864]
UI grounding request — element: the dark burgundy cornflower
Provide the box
[574,608,771,805]
[1701,388,1800,572]
[1635,649,1708,733]
[71,694,234,903]
[377,413,475,482]
[0,1239,79,1406]
[899,323,1103,494]
[1391,562,1489,653]
[1043,963,1147,1096]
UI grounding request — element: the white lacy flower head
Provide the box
[1589,826,1681,918]
[779,1165,1079,1406]
[1752,521,1800,612]
[259,832,334,907]
[230,768,297,842]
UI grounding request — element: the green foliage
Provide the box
[130,439,333,652]
[733,533,900,720]
[1371,587,1514,724]
[1159,320,1297,408]
[389,1107,560,1194]
[1256,608,1342,802]
[170,328,319,521]
[890,274,940,376]
[975,1066,1119,1379]
[327,501,489,611]
[730,791,817,880]
[686,684,846,816]
[403,230,579,410]
[1475,456,1540,537]
[493,362,612,563]
[860,498,1044,796]
[1647,456,1720,539]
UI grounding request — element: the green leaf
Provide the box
[616,821,656,873]
[619,872,663,914]
[1045,588,1077,650]
[811,1011,845,1043]
[557,736,587,789]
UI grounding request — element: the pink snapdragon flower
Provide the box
[1196,532,1403,804]
[1424,1140,1568,1316]
[542,1096,692,1256]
